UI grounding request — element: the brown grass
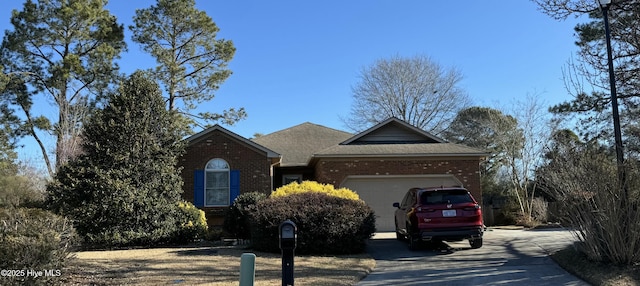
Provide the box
[58,237,640,285]
[60,244,375,285]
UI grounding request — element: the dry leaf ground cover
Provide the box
[552,247,640,286]
[60,244,375,285]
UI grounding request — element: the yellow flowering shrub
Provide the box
[176,201,208,241]
[271,180,360,201]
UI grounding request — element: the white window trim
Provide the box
[282,174,302,185]
[205,159,230,207]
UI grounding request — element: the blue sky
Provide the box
[1,1,588,163]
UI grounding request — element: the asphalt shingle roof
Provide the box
[314,143,488,157]
[253,118,488,166]
[251,122,353,166]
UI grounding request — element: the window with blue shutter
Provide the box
[193,170,205,207]
[230,170,240,205]
[195,160,241,207]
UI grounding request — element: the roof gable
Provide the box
[342,117,444,145]
[252,122,353,166]
[311,117,488,162]
[186,125,280,158]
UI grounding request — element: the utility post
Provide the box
[239,253,256,286]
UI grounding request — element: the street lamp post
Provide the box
[599,0,625,185]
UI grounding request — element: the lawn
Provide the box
[61,243,375,285]
[58,234,640,285]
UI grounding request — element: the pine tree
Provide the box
[131,0,243,128]
[1,0,125,174]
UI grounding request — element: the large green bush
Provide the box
[48,166,183,247]
[0,208,77,286]
[46,72,187,248]
[223,192,267,239]
[250,192,376,254]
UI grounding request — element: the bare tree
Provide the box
[501,95,550,225]
[344,55,470,134]
[532,0,598,20]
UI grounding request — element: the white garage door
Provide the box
[340,175,462,232]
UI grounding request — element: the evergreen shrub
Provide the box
[46,72,187,248]
[223,192,267,239]
[250,192,375,254]
[48,167,183,247]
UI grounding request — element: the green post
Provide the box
[239,253,256,286]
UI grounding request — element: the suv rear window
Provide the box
[420,189,473,205]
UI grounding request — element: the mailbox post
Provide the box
[279,219,297,286]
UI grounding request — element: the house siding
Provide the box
[179,129,273,227]
[313,157,483,204]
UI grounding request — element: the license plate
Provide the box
[442,210,457,217]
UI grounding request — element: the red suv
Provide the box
[393,187,484,249]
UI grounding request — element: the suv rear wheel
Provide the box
[408,232,420,250]
[469,238,483,249]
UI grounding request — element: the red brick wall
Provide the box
[314,157,483,203]
[178,129,273,226]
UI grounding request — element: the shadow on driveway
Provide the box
[357,229,588,286]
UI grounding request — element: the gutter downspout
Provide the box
[270,157,282,191]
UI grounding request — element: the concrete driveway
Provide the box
[357,227,589,286]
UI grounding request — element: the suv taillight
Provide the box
[463,204,481,211]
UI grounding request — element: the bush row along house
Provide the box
[178,117,488,231]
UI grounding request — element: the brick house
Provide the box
[179,117,487,231]
[179,125,280,226]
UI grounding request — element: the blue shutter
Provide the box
[230,170,240,205]
[194,170,205,207]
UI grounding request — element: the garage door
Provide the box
[340,175,462,232]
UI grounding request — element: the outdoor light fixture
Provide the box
[599,0,612,7]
